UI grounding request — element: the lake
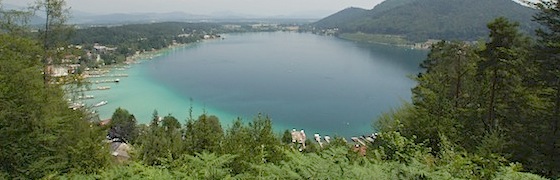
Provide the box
[89,32,427,138]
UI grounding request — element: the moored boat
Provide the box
[96,86,111,90]
[78,95,95,99]
[94,100,108,107]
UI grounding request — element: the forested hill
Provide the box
[311,7,369,28]
[314,0,538,42]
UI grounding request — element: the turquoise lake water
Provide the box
[86,32,427,137]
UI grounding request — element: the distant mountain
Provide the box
[2,3,44,24]
[314,0,538,42]
[4,3,317,25]
[68,12,213,24]
[68,11,322,24]
[313,7,369,28]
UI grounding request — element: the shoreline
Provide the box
[82,39,240,124]
[338,32,436,50]
[79,43,195,119]
[125,43,193,64]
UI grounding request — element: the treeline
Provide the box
[0,0,558,179]
[376,1,560,178]
[48,107,542,179]
[70,22,222,56]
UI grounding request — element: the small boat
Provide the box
[68,102,85,110]
[94,100,108,107]
[78,95,95,99]
[96,86,111,90]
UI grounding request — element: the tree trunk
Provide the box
[43,0,51,84]
[488,68,498,132]
[455,54,462,108]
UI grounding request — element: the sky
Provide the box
[3,0,384,17]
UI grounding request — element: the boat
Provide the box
[78,95,95,99]
[68,102,85,110]
[96,86,111,90]
[93,100,108,107]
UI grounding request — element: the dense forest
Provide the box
[0,0,559,179]
[377,15,560,177]
[70,22,223,56]
[314,0,538,42]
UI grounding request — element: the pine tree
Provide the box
[530,0,560,177]
[407,40,479,151]
[187,114,224,153]
[477,17,530,133]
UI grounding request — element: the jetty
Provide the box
[95,86,111,90]
[89,79,120,84]
[109,74,128,77]
[77,95,95,100]
[85,74,128,78]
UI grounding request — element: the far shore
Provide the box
[125,43,193,64]
[338,32,437,50]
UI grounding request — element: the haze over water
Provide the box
[92,32,426,137]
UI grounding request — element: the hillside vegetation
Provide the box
[314,0,538,42]
[1,0,560,179]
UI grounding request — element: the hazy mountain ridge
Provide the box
[314,0,538,42]
[70,12,212,24]
[3,3,320,25]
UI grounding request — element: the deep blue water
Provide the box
[140,32,426,137]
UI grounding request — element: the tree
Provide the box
[222,118,252,174]
[150,110,159,128]
[0,34,109,178]
[33,0,72,52]
[281,129,292,144]
[247,114,284,164]
[0,0,34,35]
[109,108,137,143]
[162,114,181,132]
[31,0,74,83]
[222,114,285,174]
[376,17,542,177]
[403,40,480,151]
[186,114,224,153]
[478,17,530,133]
[530,0,560,177]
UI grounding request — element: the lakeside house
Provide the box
[48,66,69,77]
[223,24,241,30]
[94,44,118,52]
[291,129,307,151]
[110,141,131,163]
[284,26,300,31]
[251,23,278,31]
[101,119,132,162]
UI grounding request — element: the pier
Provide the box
[88,79,121,84]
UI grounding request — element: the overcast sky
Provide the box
[3,0,384,17]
